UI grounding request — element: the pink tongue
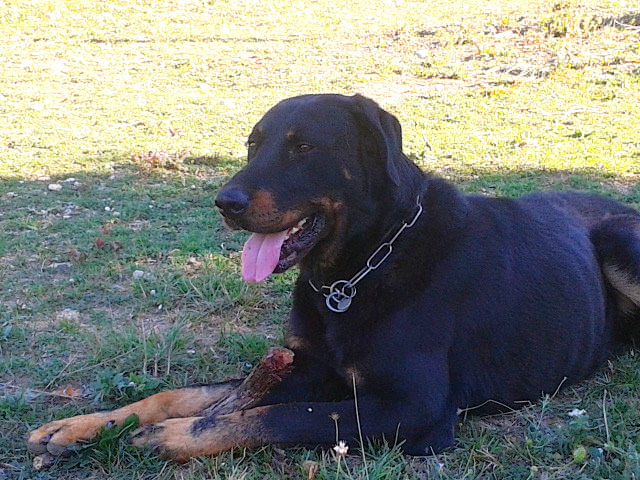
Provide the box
[241,230,289,282]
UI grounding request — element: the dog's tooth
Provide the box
[287,217,308,237]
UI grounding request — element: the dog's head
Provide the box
[215,94,417,282]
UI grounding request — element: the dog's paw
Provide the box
[27,413,112,456]
[131,417,203,463]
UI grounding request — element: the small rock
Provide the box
[46,9,62,20]
[132,270,145,279]
[567,408,586,417]
[56,308,80,322]
[33,453,56,470]
[48,183,62,191]
[495,30,517,39]
[5,192,16,198]
[414,49,430,59]
[50,262,73,273]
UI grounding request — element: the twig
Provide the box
[1,383,80,400]
[352,373,370,480]
[52,348,132,379]
[141,318,148,375]
[602,389,611,445]
[44,354,78,390]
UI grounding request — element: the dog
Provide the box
[28,94,640,461]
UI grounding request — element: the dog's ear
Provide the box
[349,94,402,186]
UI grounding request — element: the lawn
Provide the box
[1,0,639,478]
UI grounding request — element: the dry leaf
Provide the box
[51,384,85,398]
[303,460,319,480]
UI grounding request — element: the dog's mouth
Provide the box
[241,214,326,282]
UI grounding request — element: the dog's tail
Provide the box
[591,214,640,333]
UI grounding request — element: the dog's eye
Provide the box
[297,143,314,154]
[246,140,256,149]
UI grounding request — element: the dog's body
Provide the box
[29,94,640,460]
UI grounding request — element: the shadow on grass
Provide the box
[0,163,638,478]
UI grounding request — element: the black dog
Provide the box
[29,94,640,461]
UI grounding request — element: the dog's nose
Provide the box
[215,187,250,217]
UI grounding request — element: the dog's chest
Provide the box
[320,312,373,371]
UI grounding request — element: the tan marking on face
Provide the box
[300,197,345,270]
[245,190,283,229]
[286,130,296,140]
[251,190,277,212]
[603,263,640,314]
[243,190,304,231]
[342,167,352,180]
[280,209,304,227]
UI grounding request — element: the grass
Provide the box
[1,0,639,478]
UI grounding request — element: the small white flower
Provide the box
[333,440,348,456]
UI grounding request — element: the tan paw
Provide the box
[27,413,112,456]
[131,417,215,463]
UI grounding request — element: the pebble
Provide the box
[56,308,80,322]
[48,183,62,191]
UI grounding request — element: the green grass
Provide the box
[1,0,640,478]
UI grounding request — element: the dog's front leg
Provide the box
[27,381,240,456]
[28,347,294,458]
[131,396,456,461]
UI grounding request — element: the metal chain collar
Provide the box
[309,196,423,313]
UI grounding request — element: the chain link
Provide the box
[309,196,423,313]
